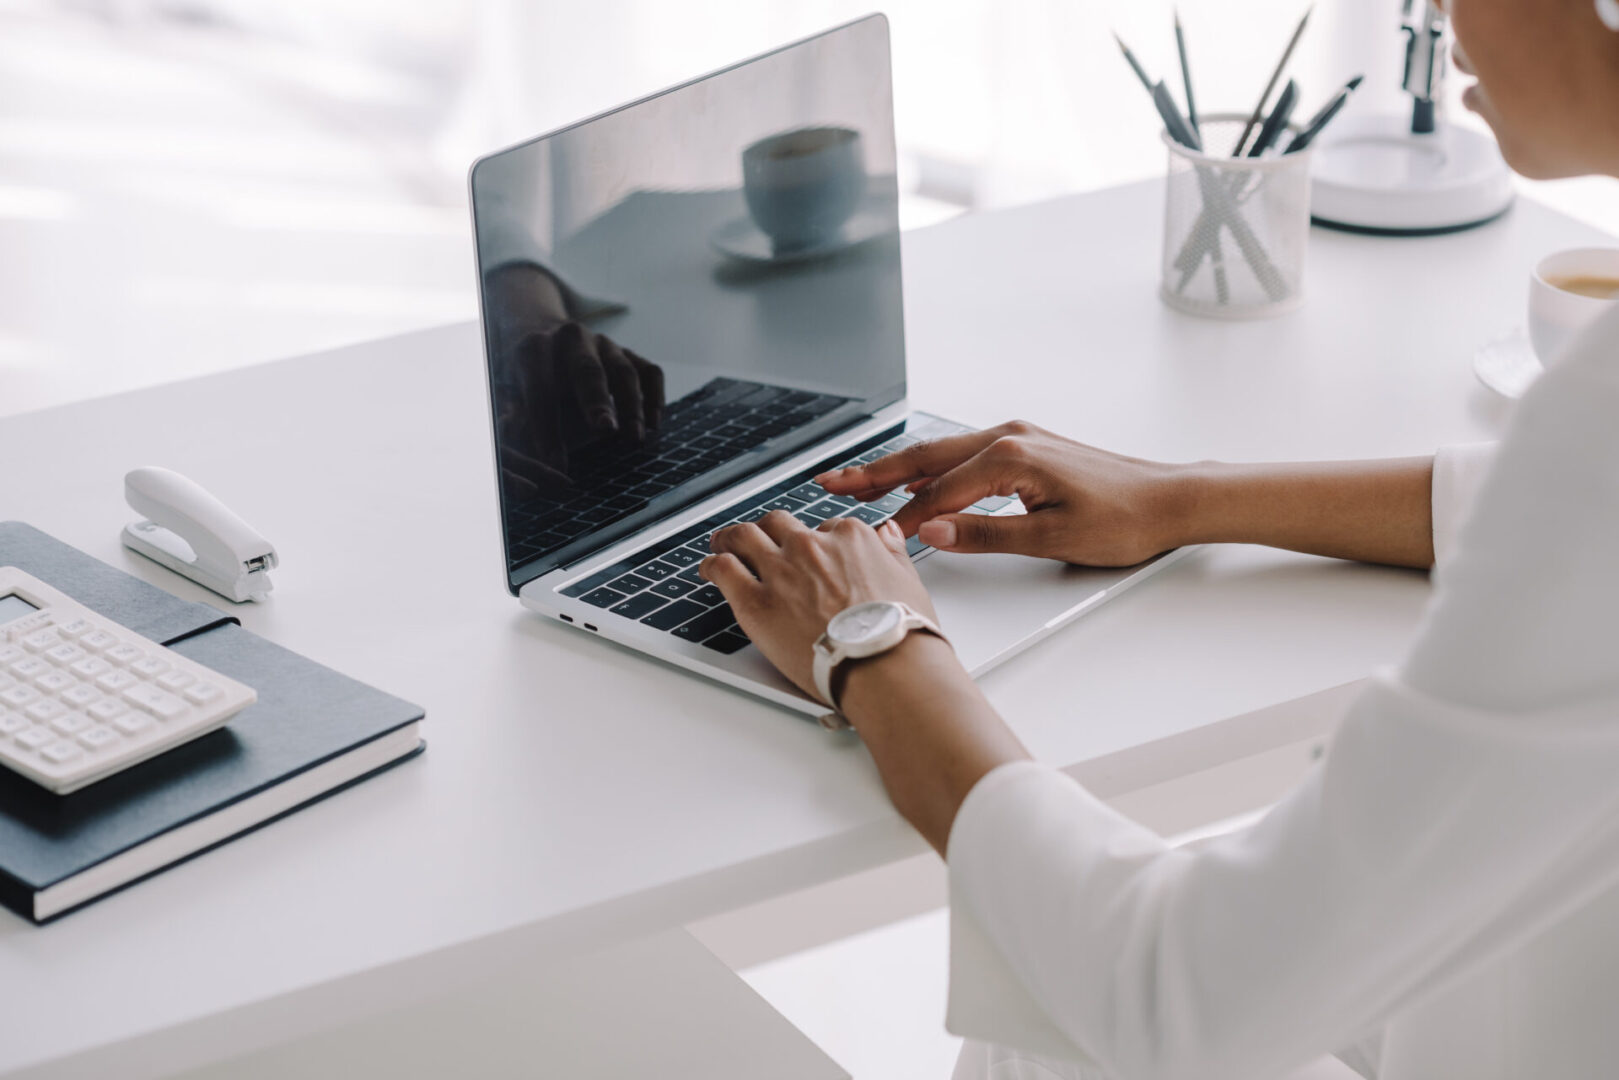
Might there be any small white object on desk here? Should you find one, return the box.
[0,567,256,794]
[122,466,278,603]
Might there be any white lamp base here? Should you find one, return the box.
[1310,114,1515,235]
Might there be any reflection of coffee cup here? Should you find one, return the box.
[1529,248,1619,369]
[742,126,865,253]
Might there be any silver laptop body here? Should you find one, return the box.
[469,15,1186,723]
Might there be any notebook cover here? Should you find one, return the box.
[0,524,425,922]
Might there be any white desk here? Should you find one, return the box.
[0,180,1606,1078]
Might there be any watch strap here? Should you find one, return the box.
[812,602,947,720]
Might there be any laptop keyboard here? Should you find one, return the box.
[559,421,1018,654]
[505,377,849,571]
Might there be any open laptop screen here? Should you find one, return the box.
[471,17,904,593]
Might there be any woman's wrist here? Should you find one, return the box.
[836,631,970,727]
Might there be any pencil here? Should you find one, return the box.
[1113,31,1155,94]
[1233,5,1313,156]
[1175,10,1200,138]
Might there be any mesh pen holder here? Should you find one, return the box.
[1160,115,1313,319]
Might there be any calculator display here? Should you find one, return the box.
[0,594,38,625]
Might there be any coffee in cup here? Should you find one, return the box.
[1529,248,1619,369]
[742,126,865,253]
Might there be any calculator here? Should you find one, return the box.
[0,567,256,794]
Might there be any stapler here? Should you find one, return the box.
[121,467,278,603]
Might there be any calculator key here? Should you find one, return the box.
[96,670,138,693]
[78,629,118,652]
[41,740,83,764]
[183,682,223,706]
[123,684,188,720]
[55,618,92,638]
[78,726,119,751]
[156,670,195,692]
[103,643,145,666]
[70,656,111,679]
[47,710,89,734]
[26,699,67,724]
[34,670,75,694]
[0,684,40,708]
[578,587,627,609]
[16,726,54,750]
[22,629,62,652]
[0,645,23,665]
[635,561,677,581]
[45,643,86,666]
[129,656,170,679]
[659,547,701,568]
[112,710,153,735]
[0,711,26,735]
[88,697,128,722]
[60,683,100,708]
[10,656,50,679]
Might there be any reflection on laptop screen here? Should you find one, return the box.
[471,17,904,593]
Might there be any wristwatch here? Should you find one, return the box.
[812,601,948,722]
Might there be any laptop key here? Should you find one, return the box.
[660,547,701,568]
[761,496,806,514]
[971,495,1015,513]
[787,483,827,504]
[672,605,736,643]
[579,587,627,609]
[689,584,725,607]
[610,593,668,620]
[848,505,889,526]
[906,536,930,557]
[703,631,751,655]
[636,561,678,581]
[607,572,654,594]
[641,599,707,632]
[872,494,907,514]
[677,565,705,584]
[650,577,696,600]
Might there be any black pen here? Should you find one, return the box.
[1248,79,1300,157]
[1286,74,1364,154]
[1174,10,1201,138]
[1113,31,1155,94]
[1234,5,1313,156]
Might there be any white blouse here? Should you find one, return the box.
[945,303,1619,1080]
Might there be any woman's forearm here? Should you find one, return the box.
[1172,457,1436,570]
[840,634,1029,855]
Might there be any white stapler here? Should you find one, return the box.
[121,467,278,603]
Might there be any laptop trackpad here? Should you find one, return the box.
[918,550,1137,674]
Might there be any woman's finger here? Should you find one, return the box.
[815,428,1003,497]
[916,510,1053,558]
[595,335,645,442]
[709,520,779,576]
[754,509,809,546]
[890,444,1025,536]
[699,551,761,599]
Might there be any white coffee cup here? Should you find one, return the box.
[1529,248,1619,369]
[742,126,865,253]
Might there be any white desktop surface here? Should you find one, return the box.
[0,180,1604,1078]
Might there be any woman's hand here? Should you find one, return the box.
[816,420,1190,567]
[700,513,943,702]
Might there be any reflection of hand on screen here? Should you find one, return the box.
[486,263,665,500]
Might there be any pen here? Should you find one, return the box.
[1174,10,1201,138]
[1285,74,1364,153]
[1113,31,1156,94]
[1248,79,1300,157]
[1234,5,1313,156]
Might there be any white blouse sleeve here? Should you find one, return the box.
[1430,442,1496,568]
[945,341,1619,1080]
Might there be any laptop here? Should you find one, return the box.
[469,14,1188,723]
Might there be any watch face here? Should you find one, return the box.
[828,601,902,646]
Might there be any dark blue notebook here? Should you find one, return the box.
[0,522,424,923]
